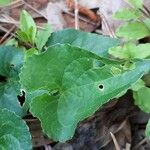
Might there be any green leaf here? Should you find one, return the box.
[0,109,32,149]
[0,134,21,150]
[36,24,52,51]
[20,10,36,43]
[122,61,136,70]
[0,0,12,6]
[143,73,150,86]
[0,46,24,116]
[116,22,150,40]
[16,30,30,43]
[20,44,150,142]
[144,18,150,30]
[109,43,150,59]
[25,48,38,59]
[128,0,143,9]
[113,8,142,20]
[131,79,145,91]
[5,38,18,47]
[109,43,136,59]
[146,119,150,138]
[46,28,120,57]
[133,86,150,113]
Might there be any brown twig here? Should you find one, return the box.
[0,25,16,44]
[0,15,44,29]
[22,0,47,20]
[1,15,19,27]
[63,11,96,25]
[123,0,150,18]
[143,5,150,17]
[0,26,16,37]
[66,0,100,23]
[0,26,33,48]
[10,1,24,9]
[139,8,149,18]
[98,11,116,38]
[5,34,14,42]
[132,138,147,150]
[110,132,121,150]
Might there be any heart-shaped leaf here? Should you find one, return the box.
[133,87,150,113]
[0,46,24,116]
[0,109,32,149]
[20,44,150,142]
[46,28,120,57]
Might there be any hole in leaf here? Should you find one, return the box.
[0,75,7,83]
[23,113,36,119]
[50,89,60,96]
[121,63,125,67]
[10,64,15,68]
[93,60,105,68]
[99,84,104,90]
[17,90,25,106]
[53,91,60,96]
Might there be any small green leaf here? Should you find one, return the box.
[116,22,150,40]
[133,87,150,113]
[0,46,24,116]
[146,119,150,138]
[128,0,143,9]
[109,43,136,59]
[122,61,136,70]
[143,73,150,86]
[144,18,150,30]
[0,109,32,149]
[20,10,36,43]
[25,48,38,59]
[16,30,30,43]
[0,0,12,6]
[5,38,18,47]
[47,28,120,57]
[113,8,142,20]
[36,24,52,51]
[135,44,150,58]
[131,79,145,91]
[109,43,150,59]
[0,134,21,150]
[20,44,150,142]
